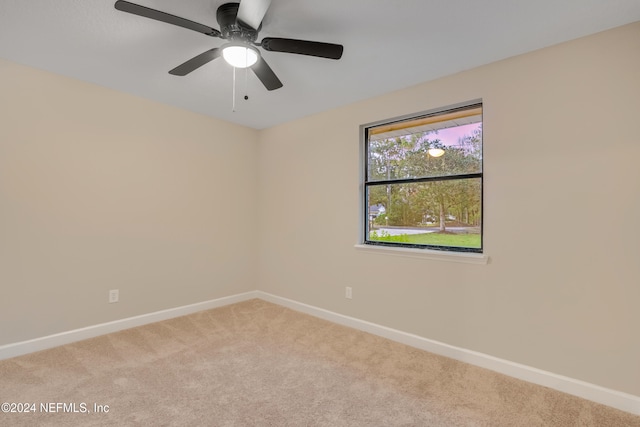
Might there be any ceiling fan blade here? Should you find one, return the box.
[261,38,343,60]
[169,48,221,76]
[237,0,272,30]
[115,0,221,38]
[251,57,283,91]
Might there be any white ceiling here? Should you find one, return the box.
[1,1,639,130]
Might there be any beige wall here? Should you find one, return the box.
[257,22,640,396]
[0,60,259,344]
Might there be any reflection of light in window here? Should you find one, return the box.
[428,148,445,157]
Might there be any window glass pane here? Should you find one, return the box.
[366,178,482,249]
[367,114,482,181]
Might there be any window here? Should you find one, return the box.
[362,101,483,253]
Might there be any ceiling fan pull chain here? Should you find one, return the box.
[244,55,249,101]
[232,66,237,112]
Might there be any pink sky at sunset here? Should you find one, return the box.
[427,122,481,147]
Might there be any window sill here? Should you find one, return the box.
[354,244,489,265]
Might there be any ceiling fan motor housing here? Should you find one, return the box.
[217,3,260,42]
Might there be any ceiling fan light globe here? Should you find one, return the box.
[222,44,259,68]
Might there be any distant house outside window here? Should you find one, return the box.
[362,101,483,253]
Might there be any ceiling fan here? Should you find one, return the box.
[114,0,344,91]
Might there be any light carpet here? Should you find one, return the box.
[1,299,638,426]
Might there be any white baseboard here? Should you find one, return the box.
[256,291,640,416]
[0,291,259,361]
[2,290,638,416]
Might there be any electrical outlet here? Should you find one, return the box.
[108,289,119,304]
[345,287,352,299]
